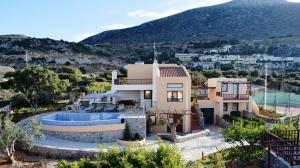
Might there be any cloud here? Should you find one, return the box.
[73,32,96,42]
[98,24,134,31]
[287,0,300,2]
[72,24,133,42]
[128,0,232,19]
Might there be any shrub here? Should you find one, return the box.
[10,93,30,109]
[96,142,184,168]
[230,111,241,118]
[58,158,96,168]
[134,133,142,140]
[223,114,230,121]
[123,123,131,140]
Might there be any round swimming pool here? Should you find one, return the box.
[39,112,125,143]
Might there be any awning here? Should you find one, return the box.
[84,91,121,99]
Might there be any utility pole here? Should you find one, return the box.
[264,63,268,110]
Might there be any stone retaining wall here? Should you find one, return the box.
[42,129,124,143]
[29,145,99,159]
[125,117,146,139]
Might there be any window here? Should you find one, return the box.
[200,89,207,96]
[167,83,183,88]
[223,103,228,111]
[232,103,239,111]
[149,115,156,125]
[144,90,152,99]
[221,83,228,92]
[167,91,183,102]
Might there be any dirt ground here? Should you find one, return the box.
[0,150,58,168]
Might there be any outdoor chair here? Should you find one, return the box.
[105,104,116,112]
[92,104,104,112]
[117,104,125,112]
[85,104,96,112]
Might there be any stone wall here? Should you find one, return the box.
[29,145,99,159]
[125,117,146,139]
[42,129,124,143]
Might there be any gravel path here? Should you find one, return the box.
[34,126,232,162]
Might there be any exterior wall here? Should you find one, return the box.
[127,64,153,79]
[41,123,125,132]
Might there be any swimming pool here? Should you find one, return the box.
[39,112,121,126]
[39,112,125,143]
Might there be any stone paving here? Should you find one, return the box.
[34,126,233,161]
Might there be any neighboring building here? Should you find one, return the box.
[111,59,191,133]
[195,78,259,125]
[175,53,199,62]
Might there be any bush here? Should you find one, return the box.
[10,93,30,109]
[58,158,96,168]
[223,114,230,121]
[230,111,241,118]
[96,142,184,168]
[123,123,131,140]
[134,133,142,140]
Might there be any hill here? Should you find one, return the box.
[80,0,300,44]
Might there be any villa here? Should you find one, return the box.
[111,59,192,133]
[194,78,259,125]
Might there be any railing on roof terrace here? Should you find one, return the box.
[114,79,152,85]
[222,94,249,100]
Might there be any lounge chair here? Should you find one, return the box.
[105,104,116,112]
[117,104,125,112]
[85,104,96,112]
[92,104,104,112]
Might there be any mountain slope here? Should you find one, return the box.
[81,0,300,44]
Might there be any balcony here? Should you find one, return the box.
[114,79,152,85]
[222,94,249,100]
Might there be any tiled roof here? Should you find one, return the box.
[159,67,187,77]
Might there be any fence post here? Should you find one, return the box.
[268,146,271,168]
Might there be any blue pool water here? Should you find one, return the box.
[39,112,121,126]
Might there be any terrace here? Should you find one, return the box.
[114,78,152,85]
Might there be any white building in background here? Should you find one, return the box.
[175,53,199,62]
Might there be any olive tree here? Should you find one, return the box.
[222,118,266,165]
[0,115,42,164]
[9,66,68,113]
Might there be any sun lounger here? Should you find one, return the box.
[105,104,116,112]
[117,104,125,112]
[85,104,96,112]
[92,104,104,112]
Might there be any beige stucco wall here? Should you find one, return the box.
[127,64,153,79]
[41,123,125,132]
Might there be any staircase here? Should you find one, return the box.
[191,105,201,131]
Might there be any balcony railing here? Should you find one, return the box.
[222,94,249,100]
[114,79,152,85]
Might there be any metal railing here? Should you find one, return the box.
[222,94,249,100]
[263,130,300,167]
[114,79,152,85]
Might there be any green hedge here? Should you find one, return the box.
[58,142,184,168]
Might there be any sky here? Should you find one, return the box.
[0,0,299,42]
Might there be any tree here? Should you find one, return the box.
[190,71,207,87]
[57,66,82,84]
[0,115,42,164]
[85,82,111,93]
[222,119,266,165]
[10,66,68,113]
[155,108,186,142]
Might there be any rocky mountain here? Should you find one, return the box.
[81,0,300,44]
[0,35,124,71]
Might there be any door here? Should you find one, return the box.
[201,108,214,125]
[232,83,239,99]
